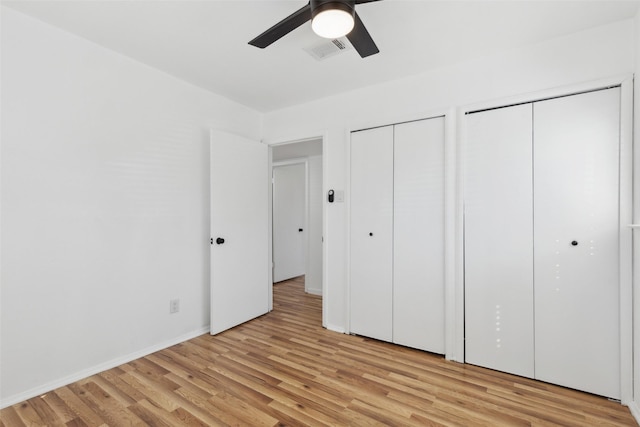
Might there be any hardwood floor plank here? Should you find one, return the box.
[40,392,77,425]
[0,406,26,427]
[347,398,430,427]
[170,407,210,427]
[96,368,146,403]
[77,381,146,426]
[1,276,637,426]
[270,398,342,427]
[87,373,138,408]
[276,378,349,412]
[119,371,180,413]
[160,346,211,372]
[169,381,239,426]
[53,386,107,426]
[203,363,275,406]
[26,394,67,427]
[385,391,470,427]
[65,417,90,427]
[198,393,263,426]
[127,399,177,427]
[13,400,45,426]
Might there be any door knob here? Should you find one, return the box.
[216,237,225,245]
[369,232,373,236]
[571,240,578,246]
[298,228,303,232]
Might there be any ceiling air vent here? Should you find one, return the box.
[304,37,352,61]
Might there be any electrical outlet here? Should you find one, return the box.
[170,299,180,314]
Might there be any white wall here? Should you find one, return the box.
[306,155,323,295]
[633,8,640,422]
[0,7,261,406]
[262,19,635,333]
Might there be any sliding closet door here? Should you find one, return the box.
[393,117,445,353]
[464,104,534,378]
[534,88,620,399]
[350,126,394,341]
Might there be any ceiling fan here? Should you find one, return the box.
[249,0,381,58]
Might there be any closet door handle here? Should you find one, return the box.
[216,237,225,245]
[369,232,373,236]
[571,240,578,246]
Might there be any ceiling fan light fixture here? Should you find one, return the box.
[249,0,379,58]
[311,2,355,39]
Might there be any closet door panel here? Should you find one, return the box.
[350,127,394,341]
[464,104,535,377]
[533,88,620,399]
[393,117,445,353]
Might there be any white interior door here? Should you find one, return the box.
[533,88,620,399]
[393,117,445,353]
[210,130,269,335]
[350,126,393,341]
[273,163,306,283]
[464,104,535,378]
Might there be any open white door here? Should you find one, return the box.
[210,130,269,335]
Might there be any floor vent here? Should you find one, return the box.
[304,37,351,61]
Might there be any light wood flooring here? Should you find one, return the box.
[1,275,637,426]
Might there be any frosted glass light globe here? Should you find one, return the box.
[312,9,355,39]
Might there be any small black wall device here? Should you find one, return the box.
[328,190,334,203]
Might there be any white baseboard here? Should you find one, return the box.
[0,326,210,409]
[628,400,640,425]
[325,323,346,334]
[306,287,322,296]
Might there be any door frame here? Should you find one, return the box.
[458,74,634,404]
[272,158,309,287]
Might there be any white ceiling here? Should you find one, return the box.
[273,138,323,161]
[4,0,639,112]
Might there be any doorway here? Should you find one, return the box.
[271,138,323,296]
[272,161,306,283]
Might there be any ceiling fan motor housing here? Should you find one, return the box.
[311,0,356,19]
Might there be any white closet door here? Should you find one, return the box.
[393,117,445,353]
[464,104,535,378]
[533,88,620,399]
[350,126,393,341]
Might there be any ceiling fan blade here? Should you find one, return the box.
[346,12,379,58]
[249,3,312,48]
